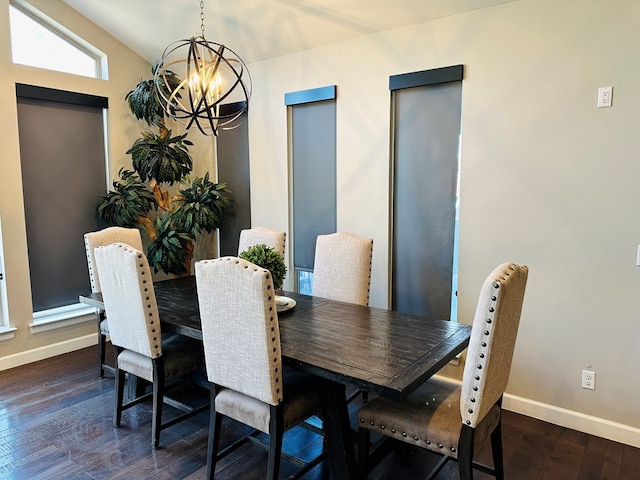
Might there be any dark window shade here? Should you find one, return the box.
[16,83,108,108]
[391,80,462,319]
[291,100,336,271]
[217,104,250,256]
[285,85,336,106]
[17,94,107,311]
[389,65,463,91]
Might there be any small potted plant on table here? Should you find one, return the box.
[238,244,287,290]
[239,244,294,312]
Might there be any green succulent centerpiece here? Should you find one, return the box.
[96,64,232,275]
[239,244,287,290]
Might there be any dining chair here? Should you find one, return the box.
[313,232,373,306]
[357,262,529,480]
[195,256,322,480]
[313,231,373,404]
[95,242,207,449]
[238,226,286,258]
[84,226,143,378]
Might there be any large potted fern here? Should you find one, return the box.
[97,65,232,275]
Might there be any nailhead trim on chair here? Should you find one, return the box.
[366,242,373,304]
[259,265,282,403]
[358,417,458,452]
[313,233,373,306]
[463,264,516,426]
[219,257,284,405]
[85,227,145,378]
[85,236,98,293]
[140,248,160,356]
[112,243,162,357]
[357,265,526,456]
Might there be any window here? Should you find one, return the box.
[217,104,251,257]
[9,2,106,79]
[0,215,13,339]
[16,85,108,329]
[285,86,337,294]
[390,65,463,321]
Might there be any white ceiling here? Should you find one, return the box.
[60,0,516,64]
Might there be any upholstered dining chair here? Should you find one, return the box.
[357,262,528,480]
[238,227,286,258]
[195,256,322,480]
[84,226,143,378]
[313,231,373,405]
[313,232,373,306]
[95,242,207,449]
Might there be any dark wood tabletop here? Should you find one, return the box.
[80,275,471,479]
[80,275,471,401]
[278,292,471,402]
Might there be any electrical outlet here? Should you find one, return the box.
[582,370,596,390]
[597,86,613,108]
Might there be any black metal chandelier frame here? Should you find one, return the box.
[154,0,251,136]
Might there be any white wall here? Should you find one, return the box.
[2,0,639,447]
[0,0,215,367]
[247,0,640,443]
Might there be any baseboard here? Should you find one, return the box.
[433,374,640,448]
[503,393,640,448]
[0,333,98,371]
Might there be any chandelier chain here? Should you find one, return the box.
[200,0,205,38]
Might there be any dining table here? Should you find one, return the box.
[80,275,472,480]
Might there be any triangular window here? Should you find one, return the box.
[9,3,106,79]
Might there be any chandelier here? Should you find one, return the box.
[154,0,251,136]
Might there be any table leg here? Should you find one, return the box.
[319,379,358,480]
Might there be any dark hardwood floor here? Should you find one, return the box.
[1,345,639,480]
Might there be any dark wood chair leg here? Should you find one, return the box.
[98,331,107,378]
[490,417,505,480]
[207,385,221,480]
[358,427,371,480]
[114,348,125,427]
[267,405,284,480]
[97,312,106,378]
[152,359,165,449]
[457,424,475,480]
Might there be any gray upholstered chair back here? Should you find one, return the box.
[312,232,373,306]
[94,242,162,359]
[460,262,528,428]
[84,227,143,293]
[196,256,283,406]
[238,227,286,258]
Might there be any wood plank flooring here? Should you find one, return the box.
[1,345,639,479]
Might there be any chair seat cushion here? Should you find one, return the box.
[215,368,321,434]
[358,378,500,459]
[117,333,203,382]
